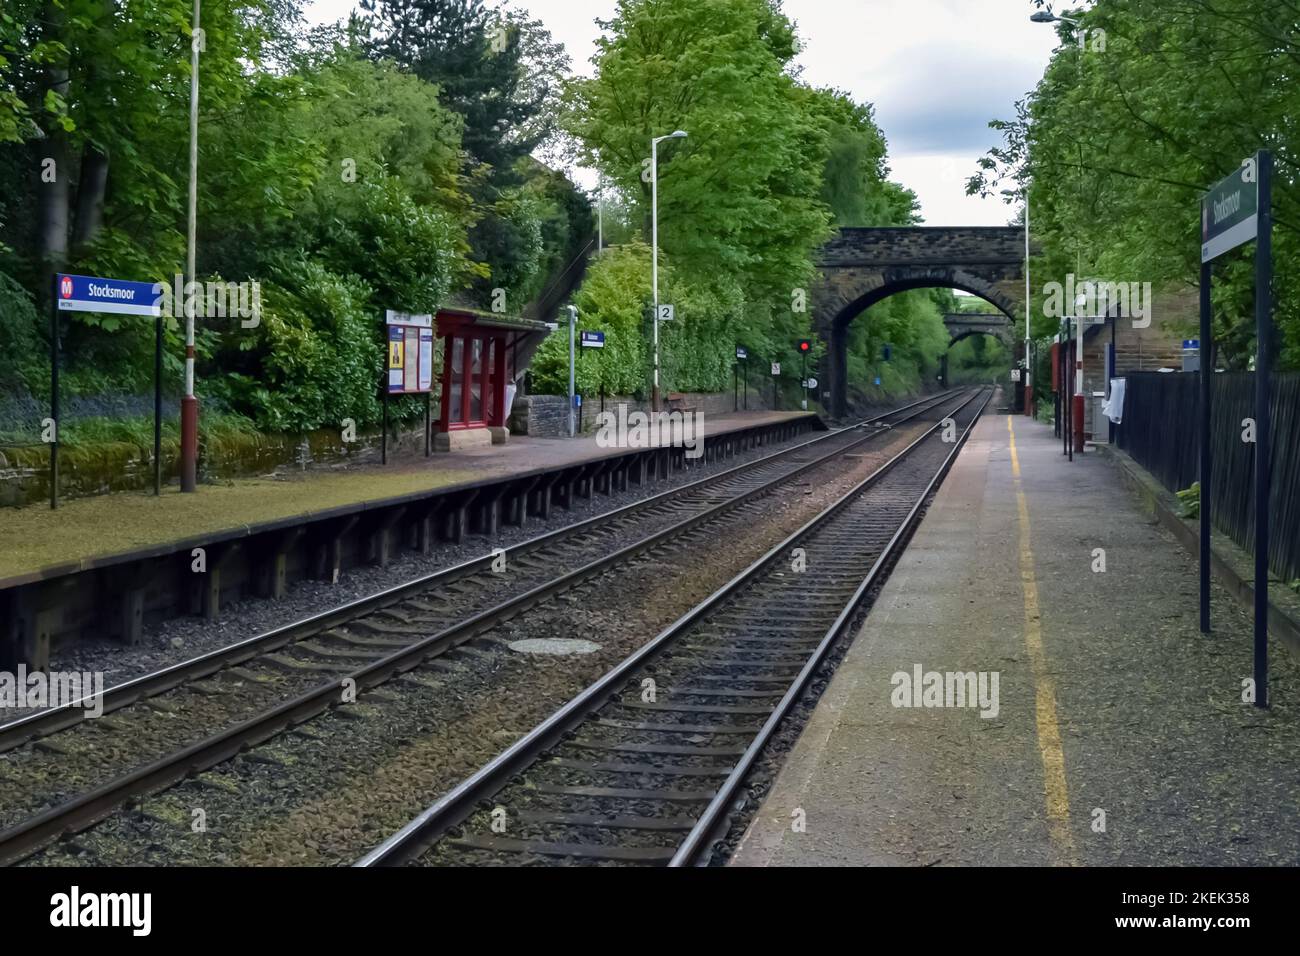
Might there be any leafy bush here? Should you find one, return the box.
[210,263,381,433]
[530,243,652,396]
[0,271,39,389]
[308,176,462,314]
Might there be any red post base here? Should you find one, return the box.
[1024,385,1034,417]
[1072,393,1086,453]
[180,394,199,492]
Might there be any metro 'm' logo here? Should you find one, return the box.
[60,276,73,299]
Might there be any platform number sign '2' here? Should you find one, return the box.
[657,304,674,322]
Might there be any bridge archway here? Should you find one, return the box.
[944,313,1015,349]
[813,227,1030,416]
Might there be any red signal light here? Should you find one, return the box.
[797,339,811,353]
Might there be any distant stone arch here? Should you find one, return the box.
[944,313,1015,349]
[812,227,1030,416]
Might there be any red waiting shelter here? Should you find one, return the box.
[434,307,550,451]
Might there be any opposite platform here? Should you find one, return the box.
[0,409,814,585]
[0,408,817,667]
[732,413,1300,867]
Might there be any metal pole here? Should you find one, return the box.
[1253,150,1272,708]
[651,137,660,413]
[381,383,388,465]
[179,0,201,492]
[1199,259,1212,634]
[743,361,748,410]
[154,306,163,495]
[1074,312,1084,454]
[424,391,431,458]
[567,305,576,437]
[1025,193,1032,415]
[734,361,738,412]
[1061,321,1069,456]
[597,178,603,256]
[1107,315,1116,444]
[1068,319,1074,462]
[49,276,59,510]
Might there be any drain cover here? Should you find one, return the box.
[508,638,602,656]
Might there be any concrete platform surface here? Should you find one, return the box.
[0,410,813,583]
[732,414,1300,867]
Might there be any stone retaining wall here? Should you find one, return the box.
[0,423,431,509]
[3,388,782,506]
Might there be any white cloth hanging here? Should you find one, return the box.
[1103,378,1126,424]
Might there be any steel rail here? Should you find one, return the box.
[0,389,956,756]
[0,390,966,866]
[355,388,988,867]
[670,387,993,865]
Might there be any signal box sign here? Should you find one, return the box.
[386,310,434,394]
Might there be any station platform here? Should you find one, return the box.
[1,408,820,667]
[732,413,1300,867]
[0,409,813,585]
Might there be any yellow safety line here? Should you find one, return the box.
[1007,416,1078,865]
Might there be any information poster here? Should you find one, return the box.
[419,328,434,391]
[385,311,435,394]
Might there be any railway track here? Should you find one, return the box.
[356,388,991,867]
[0,390,966,865]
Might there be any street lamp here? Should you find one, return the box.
[1024,183,1032,416]
[1030,9,1080,24]
[651,129,687,412]
[180,0,202,493]
[1032,7,1087,430]
[1009,156,1034,416]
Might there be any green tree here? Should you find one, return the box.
[971,0,1300,368]
[564,0,832,312]
[810,88,919,228]
[359,0,567,308]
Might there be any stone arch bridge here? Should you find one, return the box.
[812,227,1030,416]
[945,313,1015,348]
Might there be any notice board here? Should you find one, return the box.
[386,311,434,394]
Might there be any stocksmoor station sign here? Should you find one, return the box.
[1198,151,1275,707]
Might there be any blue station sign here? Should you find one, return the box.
[56,274,162,317]
[580,330,605,348]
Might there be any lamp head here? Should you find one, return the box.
[1030,11,1057,22]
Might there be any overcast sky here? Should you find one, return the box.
[303,0,1058,226]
